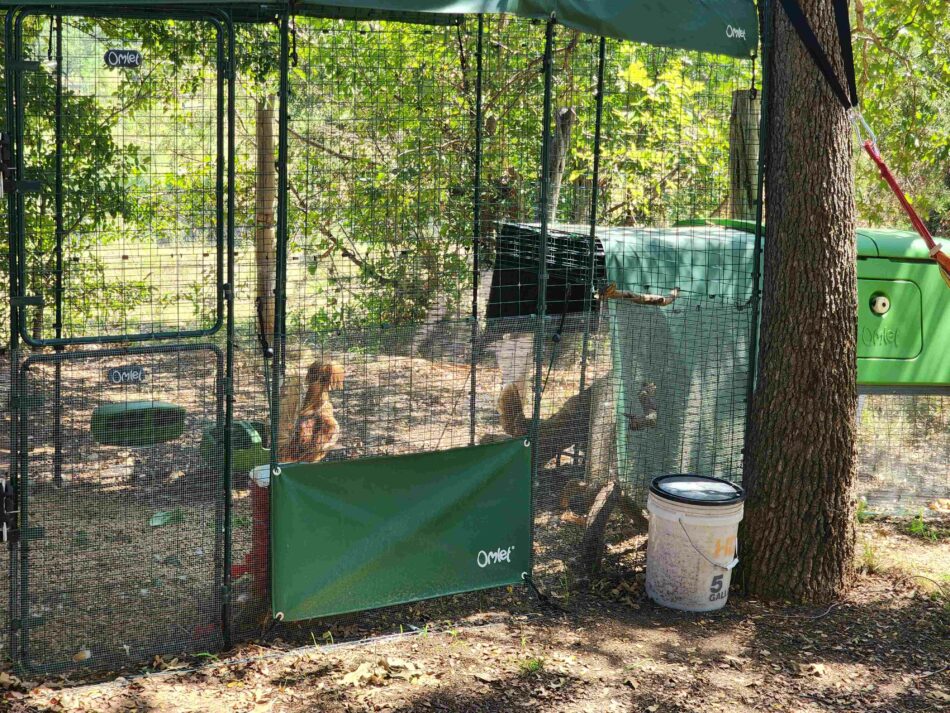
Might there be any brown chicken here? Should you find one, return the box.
[283,361,344,463]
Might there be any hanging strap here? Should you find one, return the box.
[778,0,950,287]
[777,0,857,110]
[862,141,950,287]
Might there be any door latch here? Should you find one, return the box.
[1,477,19,544]
[0,132,14,197]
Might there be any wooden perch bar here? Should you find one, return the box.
[600,284,680,306]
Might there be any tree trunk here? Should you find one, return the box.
[546,107,576,223]
[255,95,278,339]
[741,0,858,602]
[577,373,616,577]
[31,304,44,342]
[729,89,761,221]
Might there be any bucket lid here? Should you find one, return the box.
[649,474,745,506]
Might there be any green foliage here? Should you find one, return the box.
[904,512,945,541]
[855,0,950,232]
[859,538,881,573]
[596,47,744,225]
[518,656,545,676]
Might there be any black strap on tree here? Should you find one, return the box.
[777,0,858,111]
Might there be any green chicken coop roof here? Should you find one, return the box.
[2,1,759,57]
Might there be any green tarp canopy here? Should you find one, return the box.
[0,1,758,57]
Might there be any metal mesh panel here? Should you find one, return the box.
[280,17,498,457]
[526,42,760,591]
[857,393,950,513]
[11,13,226,345]
[10,346,224,673]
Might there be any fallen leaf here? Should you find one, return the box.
[149,509,184,527]
[560,511,587,526]
[797,662,826,677]
[0,671,21,689]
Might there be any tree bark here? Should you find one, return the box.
[255,95,278,339]
[546,107,576,223]
[742,0,858,602]
[729,89,761,221]
[31,305,44,342]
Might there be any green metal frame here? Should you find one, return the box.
[5,6,230,348]
[13,343,225,674]
[3,5,238,671]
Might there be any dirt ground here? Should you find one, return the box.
[0,517,946,713]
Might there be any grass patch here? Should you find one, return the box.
[855,499,875,524]
[903,512,947,542]
[859,539,882,574]
[518,657,545,677]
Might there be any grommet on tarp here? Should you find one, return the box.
[260,611,284,640]
[521,571,565,612]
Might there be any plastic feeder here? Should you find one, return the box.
[200,420,270,474]
[91,401,186,447]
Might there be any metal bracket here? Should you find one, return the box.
[11,616,46,630]
[22,526,45,541]
[0,132,14,196]
[14,179,42,193]
[11,295,44,308]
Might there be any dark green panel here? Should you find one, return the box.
[90,400,187,447]
[271,439,531,621]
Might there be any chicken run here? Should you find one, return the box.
[0,0,769,673]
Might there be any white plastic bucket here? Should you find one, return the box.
[645,474,745,612]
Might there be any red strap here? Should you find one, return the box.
[862,139,950,286]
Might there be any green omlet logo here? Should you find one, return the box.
[726,25,747,40]
[862,326,899,347]
[477,546,515,568]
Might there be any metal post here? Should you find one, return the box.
[270,9,290,483]
[529,17,556,572]
[469,15,484,447]
[221,15,236,648]
[577,36,606,395]
[745,1,771,434]
[52,15,63,486]
[4,7,22,665]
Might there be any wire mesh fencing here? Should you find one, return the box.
[9,345,225,673]
[10,12,228,346]
[0,8,766,673]
[857,393,950,514]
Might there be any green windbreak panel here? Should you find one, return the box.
[0,2,759,57]
[601,226,755,497]
[600,225,756,300]
[271,439,531,621]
